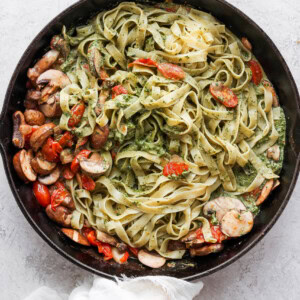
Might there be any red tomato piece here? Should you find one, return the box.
[209,82,238,108]
[84,229,113,260]
[52,141,63,154]
[128,58,158,68]
[70,149,91,173]
[100,243,113,260]
[33,181,51,207]
[57,132,74,148]
[68,102,85,128]
[63,166,75,180]
[157,63,185,80]
[128,246,139,257]
[41,137,59,162]
[195,228,205,243]
[163,162,189,177]
[120,251,130,263]
[86,230,100,247]
[210,225,227,243]
[50,183,70,211]
[81,174,96,191]
[249,60,263,85]
[112,85,128,99]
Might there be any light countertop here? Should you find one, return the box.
[0,1,299,299]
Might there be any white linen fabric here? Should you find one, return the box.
[24,276,203,300]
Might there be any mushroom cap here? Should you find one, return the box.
[220,210,254,238]
[79,152,109,177]
[24,109,45,126]
[45,205,71,227]
[39,93,62,117]
[61,228,90,246]
[31,154,56,175]
[96,230,117,246]
[13,151,28,182]
[12,111,26,148]
[60,148,74,164]
[203,197,246,222]
[138,250,166,268]
[29,123,56,152]
[38,167,60,185]
[90,125,109,149]
[19,149,37,182]
[190,244,224,257]
[36,69,71,88]
[112,247,128,264]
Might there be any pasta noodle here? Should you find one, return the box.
[58,2,286,259]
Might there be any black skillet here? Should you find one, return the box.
[0,0,299,281]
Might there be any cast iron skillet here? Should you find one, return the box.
[0,0,299,281]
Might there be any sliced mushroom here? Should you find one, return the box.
[38,167,60,185]
[116,243,128,252]
[60,148,74,164]
[181,229,198,243]
[267,145,280,161]
[95,89,109,116]
[241,37,252,51]
[167,240,186,251]
[272,180,280,191]
[79,152,109,177]
[19,149,37,182]
[27,50,59,83]
[13,151,28,182]
[203,197,253,238]
[90,125,109,149]
[24,99,38,110]
[12,111,26,148]
[36,69,71,102]
[24,109,45,126]
[220,210,254,238]
[96,230,117,246]
[26,89,42,101]
[29,122,56,152]
[31,153,56,175]
[88,46,102,78]
[138,250,166,269]
[256,179,274,206]
[112,247,128,264]
[185,239,205,249]
[39,92,62,117]
[190,244,224,257]
[45,205,72,227]
[61,194,75,210]
[203,197,246,223]
[61,228,90,246]
[50,35,70,60]
[19,124,34,136]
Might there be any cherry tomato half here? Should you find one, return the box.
[209,82,238,108]
[33,181,51,207]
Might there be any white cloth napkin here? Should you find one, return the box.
[24,276,203,300]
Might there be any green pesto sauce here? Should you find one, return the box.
[211,107,286,216]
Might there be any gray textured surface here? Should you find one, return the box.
[0,1,299,299]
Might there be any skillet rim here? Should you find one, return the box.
[0,0,299,281]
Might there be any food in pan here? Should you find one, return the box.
[12,2,285,268]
